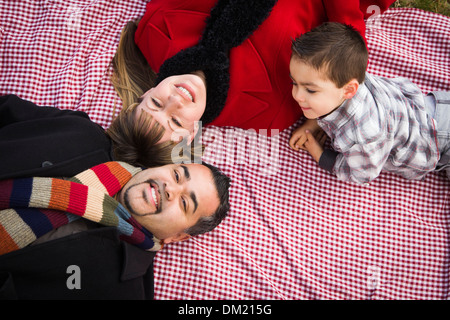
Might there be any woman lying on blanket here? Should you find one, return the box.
[111,0,394,144]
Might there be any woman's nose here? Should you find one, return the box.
[167,93,184,108]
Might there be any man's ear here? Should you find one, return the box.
[162,233,191,245]
[343,79,359,99]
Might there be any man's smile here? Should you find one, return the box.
[146,181,161,211]
[124,179,162,216]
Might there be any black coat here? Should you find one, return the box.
[0,95,156,299]
[0,94,113,180]
[0,228,156,300]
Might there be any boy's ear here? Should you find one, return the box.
[343,79,359,99]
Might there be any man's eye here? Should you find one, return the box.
[151,98,162,108]
[181,197,187,211]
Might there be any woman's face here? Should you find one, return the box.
[135,73,207,143]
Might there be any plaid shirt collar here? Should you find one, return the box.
[317,81,369,133]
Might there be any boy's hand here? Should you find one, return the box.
[303,130,324,163]
[289,119,327,152]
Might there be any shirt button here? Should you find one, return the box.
[41,161,53,167]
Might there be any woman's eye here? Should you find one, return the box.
[151,98,162,108]
[306,89,316,94]
[172,117,182,127]
[174,170,180,182]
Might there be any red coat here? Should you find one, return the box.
[135,0,393,135]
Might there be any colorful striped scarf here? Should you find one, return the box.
[0,161,162,255]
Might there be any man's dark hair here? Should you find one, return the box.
[185,162,231,236]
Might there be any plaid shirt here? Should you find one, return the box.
[317,73,439,185]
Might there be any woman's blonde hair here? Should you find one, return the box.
[109,21,204,164]
[106,105,177,167]
[111,20,155,112]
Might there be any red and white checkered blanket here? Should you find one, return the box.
[1,1,449,299]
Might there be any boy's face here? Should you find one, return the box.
[289,57,347,119]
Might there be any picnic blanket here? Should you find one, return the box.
[0,1,449,299]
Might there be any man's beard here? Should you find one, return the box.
[123,179,162,216]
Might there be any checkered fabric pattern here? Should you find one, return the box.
[0,1,449,299]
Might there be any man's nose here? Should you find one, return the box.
[163,182,183,201]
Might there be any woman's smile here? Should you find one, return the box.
[135,73,207,143]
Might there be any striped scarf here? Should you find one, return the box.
[0,161,162,255]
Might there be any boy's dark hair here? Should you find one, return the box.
[291,22,368,87]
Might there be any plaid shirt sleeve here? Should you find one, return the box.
[331,122,394,185]
[317,74,439,185]
[332,134,393,185]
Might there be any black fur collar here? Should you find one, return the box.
[155,0,277,124]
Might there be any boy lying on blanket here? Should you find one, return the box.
[289,22,450,185]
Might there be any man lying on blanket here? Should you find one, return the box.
[0,95,230,300]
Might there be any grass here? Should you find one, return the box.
[392,0,450,16]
